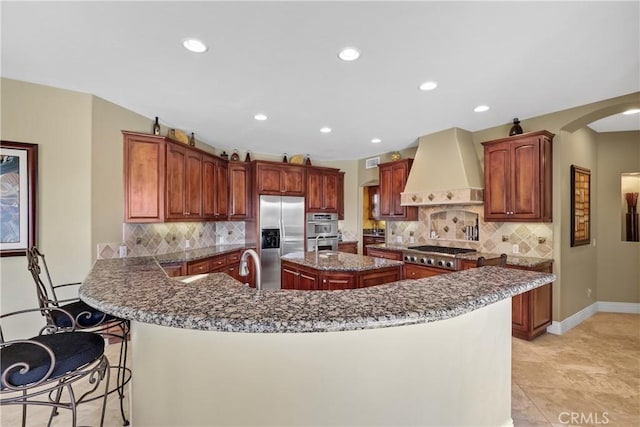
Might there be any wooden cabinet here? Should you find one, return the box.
[378,159,418,221]
[337,171,345,220]
[166,250,255,287]
[255,161,305,196]
[162,263,185,277]
[338,241,357,254]
[228,162,252,220]
[362,235,385,246]
[203,155,228,220]
[403,264,446,279]
[367,185,380,219]
[281,261,401,290]
[365,247,402,261]
[509,262,553,340]
[482,131,554,222]
[306,167,339,212]
[123,131,228,223]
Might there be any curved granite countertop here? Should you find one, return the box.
[80,255,554,334]
[155,243,256,264]
[366,243,552,269]
[281,251,402,271]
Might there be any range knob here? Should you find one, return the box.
[427,258,435,265]
[404,255,411,261]
[437,260,445,267]
[420,257,428,264]
[446,261,454,268]
[411,255,417,262]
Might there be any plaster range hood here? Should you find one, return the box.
[401,128,484,206]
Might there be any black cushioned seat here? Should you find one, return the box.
[1,331,104,388]
[52,300,116,328]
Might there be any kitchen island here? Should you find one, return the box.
[280,251,403,290]
[80,256,554,426]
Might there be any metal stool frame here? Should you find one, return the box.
[26,247,131,425]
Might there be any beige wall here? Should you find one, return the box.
[596,131,640,303]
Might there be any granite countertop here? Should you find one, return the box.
[367,243,552,269]
[281,251,402,272]
[155,243,256,264]
[79,256,555,334]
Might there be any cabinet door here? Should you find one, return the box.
[256,164,283,194]
[124,133,165,222]
[358,267,401,288]
[306,169,323,211]
[368,186,380,219]
[282,166,305,195]
[322,171,338,211]
[203,156,216,218]
[185,150,203,218]
[511,138,540,218]
[365,248,402,261]
[229,163,251,219]
[391,163,407,216]
[166,143,187,219]
[187,259,211,275]
[338,242,357,254]
[337,171,345,220]
[298,269,318,290]
[378,159,417,220]
[281,266,299,290]
[214,160,229,219]
[484,142,511,220]
[162,263,185,277]
[322,273,355,290]
[379,166,393,217]
[403,264,445,279]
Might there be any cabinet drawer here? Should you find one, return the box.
[186,259,211,275]
[226,251,241,264]
[365,248,402,261]
[209,254,228,269]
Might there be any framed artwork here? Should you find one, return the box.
[0,141,38,256]
[571,165,590,247]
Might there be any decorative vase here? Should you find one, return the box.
[509,118,523,136]
[625,192,639,241]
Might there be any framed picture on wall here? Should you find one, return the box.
[0,141,38,256]
[570,165,590,247]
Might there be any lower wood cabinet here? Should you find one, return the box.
[281,261,401,290]
[364,247,402,261]
[338,241,357,254]
[162,250,255,287]
[459,256,553,340]
[403,264,447,280]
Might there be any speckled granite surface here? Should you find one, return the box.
[281,251,402,271]
[79,256,555,334]
[367,243,552,269]
[155,243,256,264]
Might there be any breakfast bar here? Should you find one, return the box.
[80,257,555,426]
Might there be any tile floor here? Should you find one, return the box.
[2,312,638,426]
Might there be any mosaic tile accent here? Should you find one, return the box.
[97,221,246,259]
[387,205,553,259]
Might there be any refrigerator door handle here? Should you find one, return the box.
[279,219,284,256]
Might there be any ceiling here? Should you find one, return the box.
[2,1,639,160]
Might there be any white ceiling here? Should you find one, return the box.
[2,1,639,160]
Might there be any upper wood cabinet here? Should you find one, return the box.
[367,185,380,220]
[203,155,228,220]
[482,130,554,222]
[337,171,345,220]
[123,131,228,223]
[228,162,252,220]
[306,167,339,212]
[255,161,305,196]
[378,159,418,221]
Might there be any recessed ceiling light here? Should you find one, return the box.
[182,38,208,53]
[419,81,438,91]
[474,105,490,112]
[338,47,360,61]
[254,113,267,121]
[622,108,640,115]
[371,138,382,144]
[320,127,332,134]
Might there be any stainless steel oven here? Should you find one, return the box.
[306,213,339,238]
[307,235,339,252]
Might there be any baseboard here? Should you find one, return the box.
[546,301,639,335]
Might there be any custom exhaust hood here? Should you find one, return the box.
[401,128,484,206]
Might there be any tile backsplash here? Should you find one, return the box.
[97,222,245,259]
[388,205,553,259]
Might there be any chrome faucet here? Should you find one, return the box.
[239,249,261,290]
[315,232,331,257]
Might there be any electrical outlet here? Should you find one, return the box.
[587,288,592,298]
[512,244,519,254]
[396,235,402,243]
[119,245,127,258]
[185,240,190,249]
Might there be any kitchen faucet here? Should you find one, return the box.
[239,249,261,290]
[315,233,331,257]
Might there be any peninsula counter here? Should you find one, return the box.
[80,256,555,426]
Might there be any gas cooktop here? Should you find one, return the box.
[403,245,477,270]
[406,245,477,255]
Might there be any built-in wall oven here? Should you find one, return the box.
[306,213,339,252]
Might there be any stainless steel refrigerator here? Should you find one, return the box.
[259,195,305,290]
